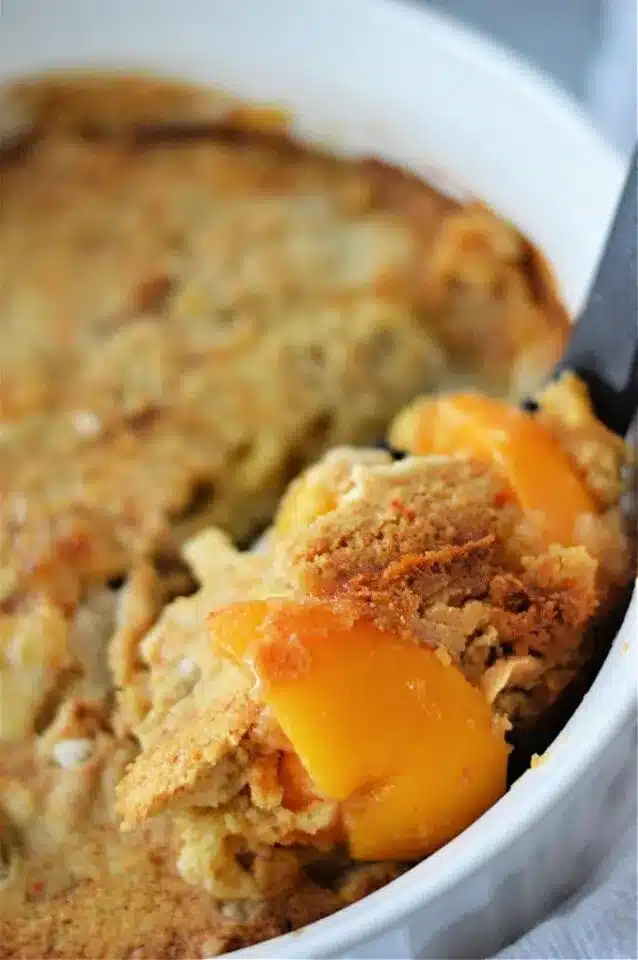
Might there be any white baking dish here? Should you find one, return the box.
[1,1,635,957]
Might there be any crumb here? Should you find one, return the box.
[530,752,547,769]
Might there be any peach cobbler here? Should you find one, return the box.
[0,76,633,958]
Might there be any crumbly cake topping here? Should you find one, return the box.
[0,73,607,959]
[116,446,631,921]
[0,76,569,616]
[418,202,568,395]
[535,372,630,507]
[0,821,230,960]
[282,455,603,718]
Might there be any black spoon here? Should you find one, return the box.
[529,146,638,437]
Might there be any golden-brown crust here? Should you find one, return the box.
[285,456,601,717]
[117,662,258,827]
[417,202,570,396]
[6,72,258,135]
[0,74,569,616]
[0,72,578,957]
[0,101,451,608]
[0,824,226,960]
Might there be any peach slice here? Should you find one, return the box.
[390,392,596,546]
[210,601,508,861]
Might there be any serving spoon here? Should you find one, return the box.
[527,145,637,437]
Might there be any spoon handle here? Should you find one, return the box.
[552,148,637,436]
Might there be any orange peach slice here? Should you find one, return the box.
[390,392,596,546]
[210,601,508,861]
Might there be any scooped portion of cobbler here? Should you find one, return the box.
[115,378,632,938]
